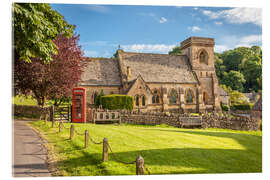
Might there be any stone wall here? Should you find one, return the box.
[119,110,260,131]
[120,111,182,127]
[201,113,259,131]
[13,105,50,118]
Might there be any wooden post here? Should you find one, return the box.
[85,130,89,148]
[136,156,144,175]
[102,138,108,162]
[45,113,48,125]
[70,125,74,140]
[59,122,63,132]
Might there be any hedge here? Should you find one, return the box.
[100,94,133,110]
[231,103,253,110]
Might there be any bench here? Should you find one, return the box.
[94,111,121,124]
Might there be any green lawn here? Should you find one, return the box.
[13,95,71,107]
[30,121,262,176]
[13,95,37,106]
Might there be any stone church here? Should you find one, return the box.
[78,37,221,113]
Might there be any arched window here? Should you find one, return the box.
[135,95,139,106]
[199,50,208,65]
[186,89,194,103]
[142,95,145,106]
[152,95,156,104]
[169,89,177,104]
[203,92,208,104]
[152,90,160,104]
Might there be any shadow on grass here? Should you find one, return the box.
[53,147,261,175]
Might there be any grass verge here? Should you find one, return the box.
[29,120,262,176]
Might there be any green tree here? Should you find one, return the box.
[168,46,181,55]
[222,70,246,92]
[13,3,74,63]
[242,55,262,92]
[214,54,226,80]
[221,47,253,72]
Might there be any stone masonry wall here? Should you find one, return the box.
[118,110,260,131]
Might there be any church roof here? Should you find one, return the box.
[79,58,122,86]
[119,51,198,83]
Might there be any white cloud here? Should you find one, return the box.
[122,44,177,53]
[159,17,167,23]
[193,7,198,11]
[214,21,223,25]
[236,35,262,47]
[139,13,168,24]
[215,34,262,53]
[188,26,201,32]
[202,8,261,26]
[215,45,229,53]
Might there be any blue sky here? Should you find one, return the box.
[51,4,262,57]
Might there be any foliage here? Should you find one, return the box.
[14,34,86,107]
[241,55,262,92]
[30,120,262,175]
[220,84,232,94]
[220,103,229,111]
[231,104,253,111]
[214,54,226,79]
[94,90,104,108]
[216,46,262,93]
[13,3,74,63]
[100,94,133,110]
[168,46,181,55]
[12,95,37,106]
[222,71,246,92]
[229,91,249,105]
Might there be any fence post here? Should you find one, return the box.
[136,156,144,175]
[70,125,74,140]
[103,138,108,162]
[59,121,63,132]
[45,113,48,125]
[85,130,89,148]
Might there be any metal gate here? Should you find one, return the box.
[54,106,71,121]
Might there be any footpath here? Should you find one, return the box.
[13,119,51,177]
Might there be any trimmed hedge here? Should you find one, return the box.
[100,94,133,110]
[231,103,253,110]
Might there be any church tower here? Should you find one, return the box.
[180,37,221,112]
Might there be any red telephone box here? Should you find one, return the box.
[72,87,86,123]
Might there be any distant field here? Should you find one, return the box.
[12,95,71,106]
[30,121,262,176]
[12,95,37,106]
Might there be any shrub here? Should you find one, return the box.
[100,94,133,110]
[94,90,104,108]
[220,103,229,111]
[231,103,253,110]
